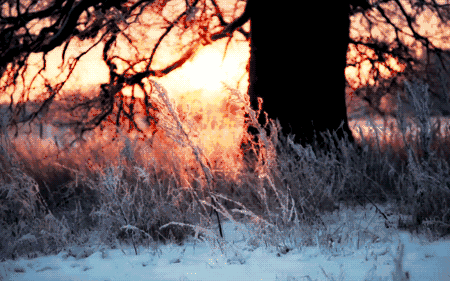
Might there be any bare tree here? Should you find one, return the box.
[214,0,450,154]
[347,0,450,119]
[210,0,371,154]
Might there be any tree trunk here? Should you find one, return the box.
[245,1,356,153]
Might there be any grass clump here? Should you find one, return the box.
[0,77,449,275]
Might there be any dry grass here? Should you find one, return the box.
[0,78,449,281]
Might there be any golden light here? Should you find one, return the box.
[153,39,250,175]
[177,46,232,92]
[157,40,249,103]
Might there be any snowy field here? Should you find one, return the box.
[1,203,450,281]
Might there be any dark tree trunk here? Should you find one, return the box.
[245,0,357,153]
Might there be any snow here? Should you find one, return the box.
[1,204,450,281]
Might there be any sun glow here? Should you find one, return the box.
[152,39,250,173]
[179,44,240,92]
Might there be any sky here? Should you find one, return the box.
[2,0,449,111]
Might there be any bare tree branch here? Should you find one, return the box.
[348,0,450,117]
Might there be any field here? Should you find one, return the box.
[1,80,450,280]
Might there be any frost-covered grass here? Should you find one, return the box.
[0,79,449,280]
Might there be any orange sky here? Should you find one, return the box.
[4,0,447,103]
[0,0,249,101]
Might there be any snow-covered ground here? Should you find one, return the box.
[1,203,450,281]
